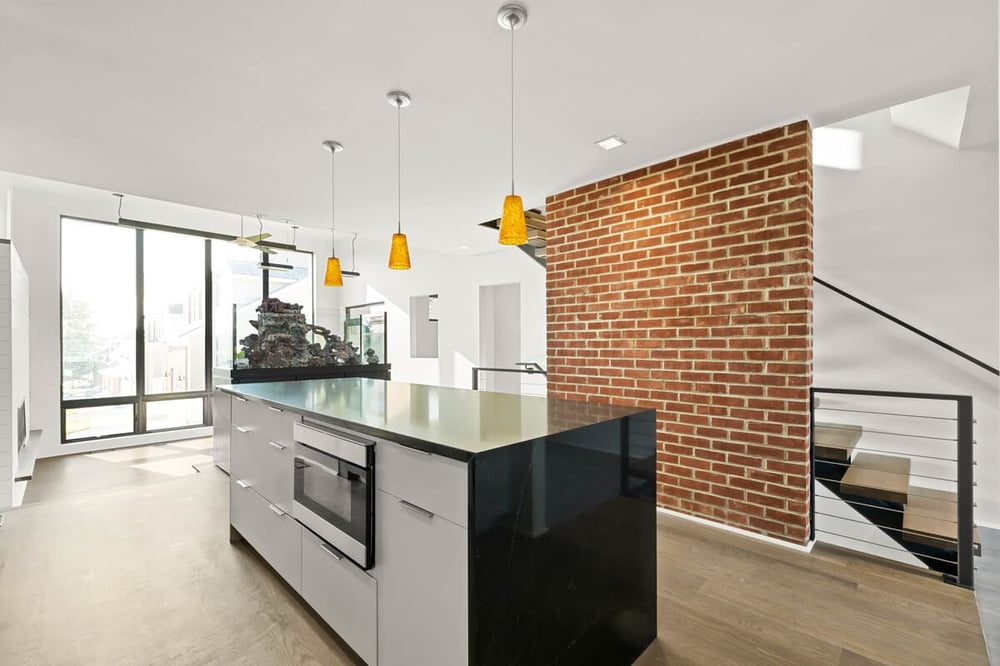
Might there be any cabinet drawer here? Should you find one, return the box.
[302,529,378,666]
[231,395,301,448]
[376,441,468,527]
[230,477,301,591]
[230,427,294,512]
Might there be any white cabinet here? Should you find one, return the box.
[233,396,301,448]
[375,488,468,666]
[230,477,302,591]
[302,529,378,666]
[230,395,299,513]
[376,440,468,527]
[211,390,231,473]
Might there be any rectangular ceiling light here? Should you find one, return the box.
[257,261,294,272]
[595,135,626,151]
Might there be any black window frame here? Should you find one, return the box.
[59,216,315,444]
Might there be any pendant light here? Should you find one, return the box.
[387,91,412,270]
[322,140,344,287]
[497,4,528,246]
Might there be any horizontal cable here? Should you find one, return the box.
[817,447,957,463]
[816,406,957,422]
[817,460,958,482]
[817,423,956,443]
[815,482,959,506]
[815,460,958,484]
[815,511,959,539]
[815,530,958,565]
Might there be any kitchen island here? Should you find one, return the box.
[218,378,657,666]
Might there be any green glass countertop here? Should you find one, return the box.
[220,378,649,461]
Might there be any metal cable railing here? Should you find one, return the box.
[471,364,548,396]
[811,387,976,589]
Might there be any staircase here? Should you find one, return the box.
[479,209,547,267]
[813,400,981,588]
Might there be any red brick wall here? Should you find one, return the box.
[545,121,813,544]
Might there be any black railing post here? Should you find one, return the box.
[956,395,975,589]
[472,369,479,391]
[809,387,816,543]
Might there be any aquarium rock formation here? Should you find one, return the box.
[240,298,362,368]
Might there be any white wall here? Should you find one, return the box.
[0,173,11,239]
[328,235,546,391]
[11,244,29,473]
[5,173,545,460]
[7,174,344,459]
[0,243,12,509]
[813,109,1000,528]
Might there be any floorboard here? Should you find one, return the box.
[0,443,989,665]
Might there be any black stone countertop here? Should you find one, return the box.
[220,378,649,461]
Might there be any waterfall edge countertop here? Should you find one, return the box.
[220,377,648,461]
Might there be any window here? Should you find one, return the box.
[61,217,314,443]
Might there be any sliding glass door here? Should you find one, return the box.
[61,217,315,446]
[62,219,139,440]
[61,217,211,443]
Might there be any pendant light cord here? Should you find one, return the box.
[396,98,402,234]
[510,19,515,195]
[330,149,336,256]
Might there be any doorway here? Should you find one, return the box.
[478,283,521,394]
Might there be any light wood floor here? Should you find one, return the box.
[0,445,989,665]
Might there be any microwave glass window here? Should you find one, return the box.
[295,451,369,544]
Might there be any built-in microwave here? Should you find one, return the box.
[291,421,375,570]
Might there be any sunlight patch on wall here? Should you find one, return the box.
[813,127,864,170]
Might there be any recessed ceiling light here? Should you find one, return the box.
[459,245,471,251]
[595,135,626,151]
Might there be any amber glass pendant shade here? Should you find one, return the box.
[323,256,344,287]
[498,194,528,245]
[388,232,411,270]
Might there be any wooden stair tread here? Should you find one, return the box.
[814,422,862,462]
[524,209,547,231]
[840,453,910,504]
[902,487,981,552]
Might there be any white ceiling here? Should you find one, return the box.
[0,0,996,254]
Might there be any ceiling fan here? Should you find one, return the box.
[233,215,277,254]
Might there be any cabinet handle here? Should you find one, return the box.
[266,440,287,451]
[319,542,343,561]
[234,396,249,403]
[234,426,251,434]
[235,479,250,489]
[399,499,434,520]
[268,503,285,517]
[267,406,284,413]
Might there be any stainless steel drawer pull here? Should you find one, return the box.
[235,479,250,489]
[234,426,251,434]
[267,406,284,413]
[266,440,286,451]
[234,396,249,403]
[399,499,434,520]
[319,542,343,561]
[268,503,285,517]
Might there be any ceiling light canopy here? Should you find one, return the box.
[387,91,412,270]
[322,139,344,287]
[497,3,529,246]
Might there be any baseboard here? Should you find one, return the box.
[657,507,816,553]
[39,426,213,459]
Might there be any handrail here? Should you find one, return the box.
[814,277,999,376]
[471,365,547,391]
[811,386,975,589]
